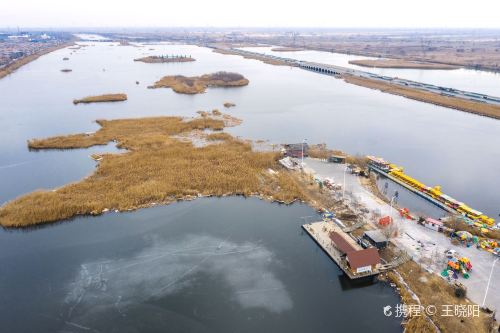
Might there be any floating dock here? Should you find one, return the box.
[302,221,380,279]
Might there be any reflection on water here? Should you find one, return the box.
[375,174,448,219]
[0,143,122,204]
[0,198,402,332]
[65,234,293,319]
[338,273,376,291]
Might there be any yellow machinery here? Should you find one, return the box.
[379,159,496,227]
[457,204,495,226]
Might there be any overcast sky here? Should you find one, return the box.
[1,0,499,28]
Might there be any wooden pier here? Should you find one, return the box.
[302,221,381,279]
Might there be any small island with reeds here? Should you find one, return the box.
[149,71,249,94]
[134,55,195,63]
[1,113,304,227]
[73,93,128,105]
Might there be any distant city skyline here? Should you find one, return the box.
[1,0,500,29]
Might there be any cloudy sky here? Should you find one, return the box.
[1,0,499,28]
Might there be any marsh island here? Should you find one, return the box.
[134,55,195,63]
[73,93,128,104]
[149,71,249,94]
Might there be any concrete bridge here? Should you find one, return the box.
[298,61,352,76]
[214,47,500,106]
[221,47,350,75]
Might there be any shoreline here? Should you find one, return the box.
[271,47,304,52]
[2,125,498,331]
[343,75,500,120]
[0,114,304,227]
[275,44,500,73]
[148,72,249,94]
[73,93,128,104]
[213,46,500,120]
[0,39,496,332]
[212,48,292,66]
[0,41,74,80]
[300,158,498,332]
[348,59,460,70]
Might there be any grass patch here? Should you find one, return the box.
[149,71,249,94]
[2,115,305,227]
[73,93,128,105]
[405,315,439,333]
[391,260,496,333]
[206,132,233,141]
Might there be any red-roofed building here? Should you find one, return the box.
[346,248,381,274]
[329,231,357,254]
[329,231,381,275]
[378,216,393,227]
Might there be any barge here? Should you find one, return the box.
[367,156,495,228]
[302,221,381,279]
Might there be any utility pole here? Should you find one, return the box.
[342,165,348,199]
[301,138,307,167]
[389,195,396,220]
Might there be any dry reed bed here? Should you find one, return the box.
[1,116,305,227]
[344,75,500,120]
[149,71,249,94]
[348,59,460,69]
[307,144,346,160]
[388,261,496,333]
[206,132,233,141]
[73,93,128,105]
